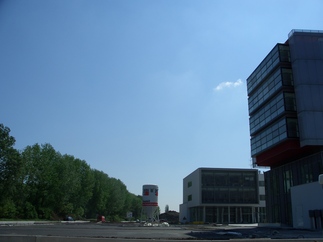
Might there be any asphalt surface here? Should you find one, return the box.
[1,221,323,241]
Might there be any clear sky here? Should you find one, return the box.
[1,0,323,213]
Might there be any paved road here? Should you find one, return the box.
[1,222,323,241]
[0,223,192,240]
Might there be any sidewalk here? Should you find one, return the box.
[0,220,89,226]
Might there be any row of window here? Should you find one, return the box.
[189,174,264,188]
[202,188,258,204]
[247,45,281,93]
[190,206,265,224]
[251,118,299,156]
[248,68,293,114]
[188,179,264,188]
[187,193,266,203]
[249,92,297,135]
[205,206,254,224]
[201,171,257,188]
[251,118,287,156]
[247,45,291,94]
[250,93,285,135]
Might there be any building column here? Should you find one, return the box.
[240,207,242,223]
[252,207,255,223]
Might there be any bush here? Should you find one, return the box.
[24,202,37,219]
[0,200,17,218]
[39,207,52,220]
[74,207,84,219]
[108,214,122,222]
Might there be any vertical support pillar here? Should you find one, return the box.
[221,207,224,224]
[240,207,242,223]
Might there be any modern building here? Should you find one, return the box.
[247,29,323,227]
[179,168,265,224]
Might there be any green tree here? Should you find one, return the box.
[0,124,144,220]
[21,143,60,219]
[50,154,94,218]
[129,194,142,219]
[105,178,127,221]
[21,144,95,219]
[0,124,22,218]
[60,156,94,218]
[86,169,112,218]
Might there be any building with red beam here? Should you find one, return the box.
[247,29,323,227]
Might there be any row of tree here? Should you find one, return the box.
[0,123,142,221]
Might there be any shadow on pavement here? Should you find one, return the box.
[186,226,321,240]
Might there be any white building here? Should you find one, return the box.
[179,168,265,224]
[291,181,323,229]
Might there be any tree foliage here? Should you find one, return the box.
[0,124,22,217]
[0,123,142,220]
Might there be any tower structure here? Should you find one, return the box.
[141,184,159,223]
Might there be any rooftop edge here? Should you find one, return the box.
[288,29,323,38]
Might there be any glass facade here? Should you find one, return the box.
[251,118,287,156]
[201,170,258,204]
[205,207,253,224]
[247,40,297,225]
[249,92,296,136]
[249,92,286,135]
[189,207,203,222]
[247,42,297,158]
[247,30,323,226]
[265,151,323,225]
[248,67,294,116]
[250,117,299,156]
[189,206,263,224]
[183,169,264,224]
[247,45,290,93]
[247,45,281,94]
[248,68,283,114]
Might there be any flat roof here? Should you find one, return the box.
[288,29,323,38]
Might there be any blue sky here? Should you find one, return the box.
[1,0,322,212]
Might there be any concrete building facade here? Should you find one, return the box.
[179,168,265,224]
[247,30,323,226]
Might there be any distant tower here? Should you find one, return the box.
[141,184,159,223]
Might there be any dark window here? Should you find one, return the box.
[279,45,291,62]
[284,93,296,111]
[201,170,258,204]
[202,172,214,187]
[282,68,293,86]
[202,189,214,203]
[286,118,299,137]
